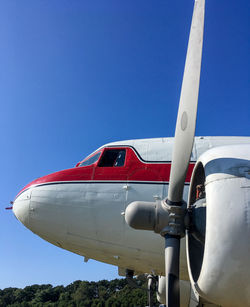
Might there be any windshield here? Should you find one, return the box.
[79,151,101,167]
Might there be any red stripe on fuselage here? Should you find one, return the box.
[17,147,195,197]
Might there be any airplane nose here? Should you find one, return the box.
[13,189,31,228]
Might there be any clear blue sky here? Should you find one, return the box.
[0,0,249,289]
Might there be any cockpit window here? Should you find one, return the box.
[98,149,126,167]
[79,151,101,167]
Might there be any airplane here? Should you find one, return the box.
[12,0,250,306]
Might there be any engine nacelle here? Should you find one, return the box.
[186,144,250,307]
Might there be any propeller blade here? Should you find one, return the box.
[165,0,205,306]
[168,0,205,203]
[165,235,181,306]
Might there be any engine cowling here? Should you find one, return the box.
[186,144,250,307]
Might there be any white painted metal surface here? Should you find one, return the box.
[13,137,250,281]
[101,136,250,162]
[168,0,205,202]
[13,181,188,278]
[187,144,250,306]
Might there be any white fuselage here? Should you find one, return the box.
[13,136,250,279]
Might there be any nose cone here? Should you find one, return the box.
[13,190,31,228]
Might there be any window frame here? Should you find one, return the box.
[78,150,102,167]
[97,148,127,168]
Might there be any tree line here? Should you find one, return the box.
[0,277,158,307]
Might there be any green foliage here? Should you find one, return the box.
[0,278,157,307]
